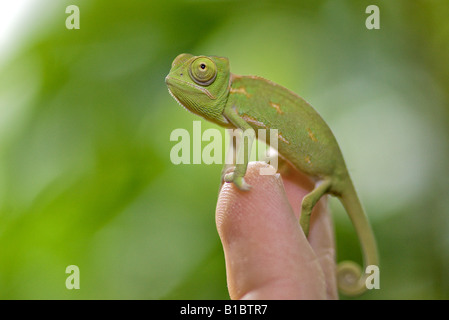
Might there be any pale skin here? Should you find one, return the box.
[165,54,379,296]
[217,162,337,299]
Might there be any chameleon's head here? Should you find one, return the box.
[165,53,231,126]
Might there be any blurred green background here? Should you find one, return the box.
[0,0,448,299]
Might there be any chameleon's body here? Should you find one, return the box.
[165,54,379,296]
[228,75,346,183]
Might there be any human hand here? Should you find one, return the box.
[216,162,338,300]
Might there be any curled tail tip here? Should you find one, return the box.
[337,260,367,296]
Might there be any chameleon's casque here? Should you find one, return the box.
[166,53,379,297]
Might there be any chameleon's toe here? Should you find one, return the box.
[235,177,251,191]
[224,172,234,183]
[224,172,251,191]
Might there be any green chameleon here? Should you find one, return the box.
[165,53,379,296]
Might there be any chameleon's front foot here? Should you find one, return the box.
[224,172,251,191]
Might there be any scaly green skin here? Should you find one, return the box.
[165,53,379,296]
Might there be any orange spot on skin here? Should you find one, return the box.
[241,114,266,127]
[230,87,251,98]
[270,101,283,114]
[307,128,317,142]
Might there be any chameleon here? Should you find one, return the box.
[165,53,379,296]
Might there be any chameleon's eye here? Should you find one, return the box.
[189,57,217,86]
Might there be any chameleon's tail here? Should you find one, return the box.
[336,179,379,296]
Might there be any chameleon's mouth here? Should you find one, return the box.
[165,76,199,117]
[165,74,229,125]
[164,75,174,86]
[165,75,216,100]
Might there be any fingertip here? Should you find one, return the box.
[216,162,326,299]
[216,162,286,242]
